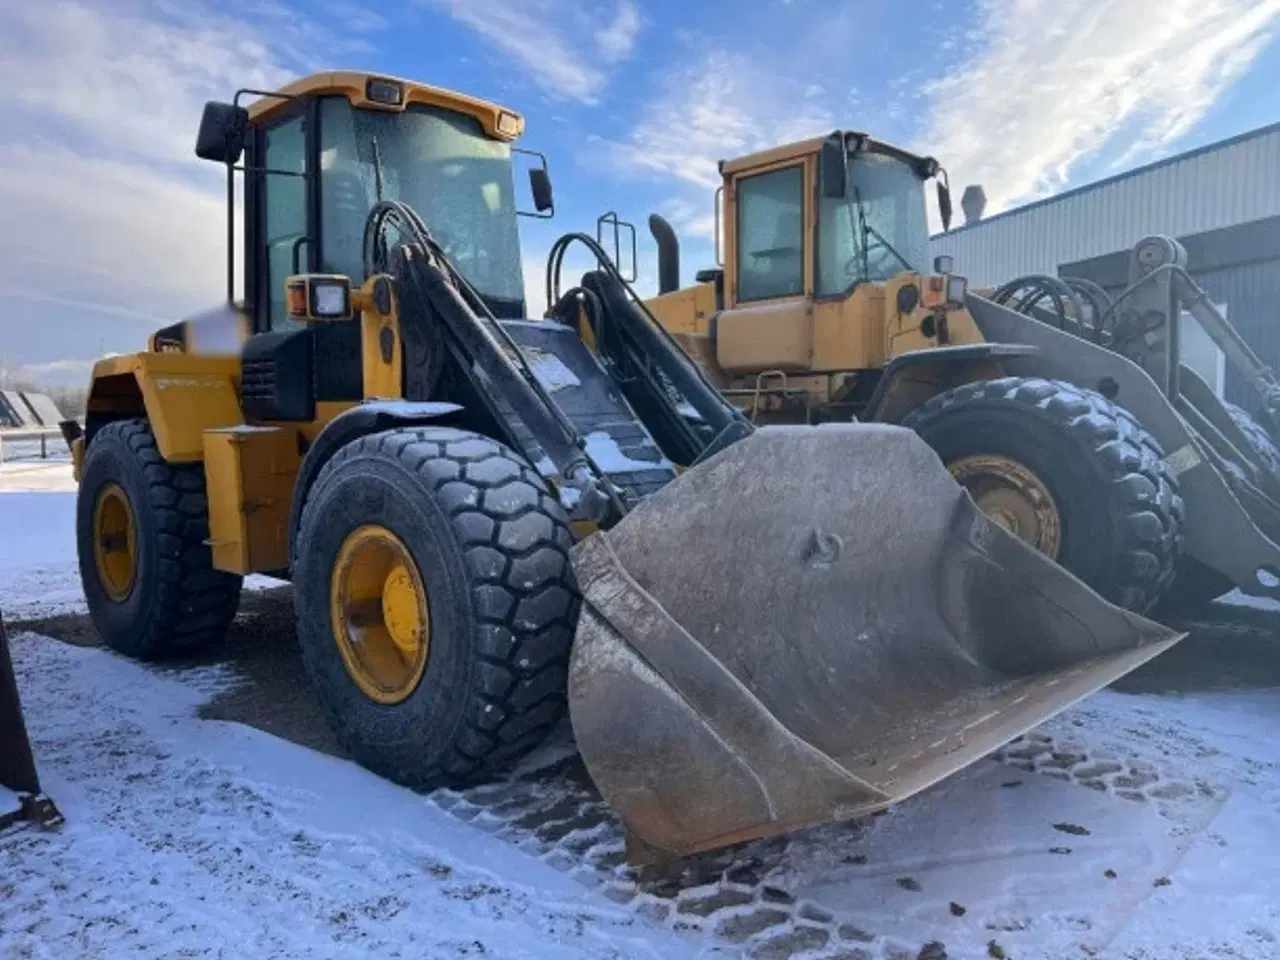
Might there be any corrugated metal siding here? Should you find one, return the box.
[929,126,1280,287]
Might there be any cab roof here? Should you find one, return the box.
[246,70,526,142]
[720,131,938,179]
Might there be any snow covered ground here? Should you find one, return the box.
[3,464,1280,959]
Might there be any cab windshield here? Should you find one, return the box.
[816,151,931,296]
[317,97,526,313]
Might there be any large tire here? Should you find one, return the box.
[1224,402,1280,484]
[76,418,243,658]
[292,426,578,788]
[901,376,1184,614]
[1159,403,1280,613]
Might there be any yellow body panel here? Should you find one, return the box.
[811,286,887,371]
[716,299,812,373]
[203,426,301,575]
[70,435,85,482]
[720,136,828,177]
[87,353,243,462]
[645,283,717,336]
[358,278,404,399]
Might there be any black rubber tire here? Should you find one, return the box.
[1158,557,1235,614]
[1159,403,1280,613]
[76,418,243,659]
[901,376,1184,614]
[1224,402,1280,483]
[292,426,579,788]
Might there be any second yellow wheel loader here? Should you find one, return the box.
[638,131,1280,617]
[68,72,1179,863]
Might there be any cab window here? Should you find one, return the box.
[259,114,308,331]
[735,166,804,302]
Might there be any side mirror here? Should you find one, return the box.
[936,181,953,232]
[819,134,848,200]
[530,167,554,213]
[195,100,250,164]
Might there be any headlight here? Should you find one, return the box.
[496,110,523,137]
[946,275,968,306]
[312,280,350,317]
[286,274,353,322]
[366,78,403,106]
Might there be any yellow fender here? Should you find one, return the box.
[84,352,244,463]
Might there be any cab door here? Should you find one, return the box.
[716,159,815,375]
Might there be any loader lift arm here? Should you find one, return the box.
[978,234,1280,604]
[362,200,631,525]
[544,231,754,468]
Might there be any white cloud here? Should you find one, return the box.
[596,0,643,62]
[0,142,230,312]
[599,49,834,191]
[422,0,642,104]
[324,0,390,32]
[658,198,717,244]
[0,2,296,167]
[922,0,1280,218]
[0,0,349,360]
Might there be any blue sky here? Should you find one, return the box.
[2,0,1279,383]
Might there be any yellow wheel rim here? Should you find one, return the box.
[948,454,1063,559]
[92,482,137,602]
[330,524,431,705]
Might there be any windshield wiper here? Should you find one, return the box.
[371,135,385,202]
[851,186,914,277]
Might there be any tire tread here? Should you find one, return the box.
[903,376,1184,613]
[84,418,242,658]
[295,426,578,788]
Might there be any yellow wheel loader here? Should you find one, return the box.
[639,131,1280,616]
[68,73,1180,863]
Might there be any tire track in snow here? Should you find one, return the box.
[7,590,1254,960]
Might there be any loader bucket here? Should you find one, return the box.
[568,423,1182,861]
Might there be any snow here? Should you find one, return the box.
[524,348,582,393]
[4,472,1280,959]
[1218,588,1280,612]
[0,475,284,621]
[583,431,672,474]
[0,785,18,815]
[0,488,84,619]
[2,634,688,960]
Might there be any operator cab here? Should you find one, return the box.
[190,72,555,416]
[194,72,553,331]
[688,131,954,309]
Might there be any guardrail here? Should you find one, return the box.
[0,427,65,465]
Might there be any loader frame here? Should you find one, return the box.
[979,235,1280,602]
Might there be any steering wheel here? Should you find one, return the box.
[844,235,897,280]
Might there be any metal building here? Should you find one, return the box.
[928,121,1280,406]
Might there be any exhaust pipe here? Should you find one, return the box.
[648,214,680,294]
